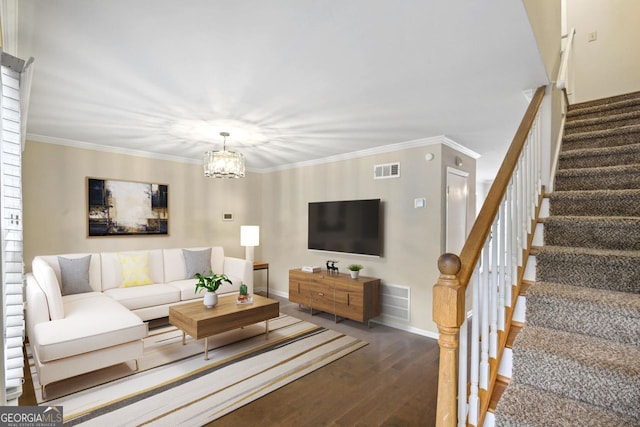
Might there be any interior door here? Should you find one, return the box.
[446,168,469,255]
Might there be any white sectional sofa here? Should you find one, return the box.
[25,246,253,396]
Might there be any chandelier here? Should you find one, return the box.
[203,132,245,178]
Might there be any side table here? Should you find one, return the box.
[253,261,269,297]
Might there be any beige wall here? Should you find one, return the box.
[524,0,562,82]
[260,143,475,334]
[23,141,262,267]
[567,0,640,102]
[523,0,563,182]
[24,139,475,335]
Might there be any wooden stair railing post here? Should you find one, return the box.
[433,253,465,427]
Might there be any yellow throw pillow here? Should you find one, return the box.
[119,252,153,287]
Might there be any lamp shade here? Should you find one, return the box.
[241,226,260,247]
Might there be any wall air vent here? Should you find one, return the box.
[373,162,400,179]
[380,283,410,322]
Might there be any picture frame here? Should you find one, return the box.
[87,177,168,237]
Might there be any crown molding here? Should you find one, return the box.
[440,135,482,160]
[27,133,202,165]
[257,135,480,173]
[27,132,480,174]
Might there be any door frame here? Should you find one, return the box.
[445,167,470,254]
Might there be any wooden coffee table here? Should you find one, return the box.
[169,294,279,360]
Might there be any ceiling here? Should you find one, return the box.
[13,0,548,183]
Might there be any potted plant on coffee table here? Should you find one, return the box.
[347,264,363,279]
[195,270,232,308]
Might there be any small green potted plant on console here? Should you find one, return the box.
[237,283,252,304]
[195,270,232,308]
[347,264,363,279]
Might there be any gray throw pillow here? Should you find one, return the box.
[58,255,92,296]
[183,248,212,279]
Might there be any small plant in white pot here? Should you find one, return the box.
[195,270,232,308]
[347,264,363,279]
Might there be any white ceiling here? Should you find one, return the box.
[14,0,548,183]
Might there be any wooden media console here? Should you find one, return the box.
[288,268,381,326]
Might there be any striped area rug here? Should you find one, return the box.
[29,314,367,426]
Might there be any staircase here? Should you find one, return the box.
[493,92,640,426]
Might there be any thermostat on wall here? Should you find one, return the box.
[414,198,426,208]
[222,212,233,221]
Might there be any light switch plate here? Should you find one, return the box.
[414,198,426,208]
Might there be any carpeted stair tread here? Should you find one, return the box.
[558,142,640,169]
[526,281,640,346]
[554,163,640,190]
[494,382,640,427]
[561,124,640,151]
[542,216,640,250]
[567,92,640,120]
[548,189,640,217]
[564,109,640,135]
[535,245,640,293]
[510,325,640,422]
[569,90,640,107]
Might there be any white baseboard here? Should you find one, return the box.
[370,317,439,340]
[498,347,513,379]
[513,295,527,323]
[484,411,496,427]
[523,255,536,281]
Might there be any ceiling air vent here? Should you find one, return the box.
[374,162,400,180]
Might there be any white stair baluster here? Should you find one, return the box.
[468,267,481,426]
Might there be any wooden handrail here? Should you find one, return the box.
[556,27,576,90]
[433,85,546,427]
[557,27,575,107]
[458,85,545,286]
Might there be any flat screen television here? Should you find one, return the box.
[308,199,382,256]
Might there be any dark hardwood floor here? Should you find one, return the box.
[21,295,440,426]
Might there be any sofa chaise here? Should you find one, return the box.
[25,246,252,396]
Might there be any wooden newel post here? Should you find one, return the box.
[433,253,464,427]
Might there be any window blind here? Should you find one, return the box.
[1,65,24,400]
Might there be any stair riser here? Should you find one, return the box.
[544,222,640,251]
[536,251,640,294]
[568,92,640,119]
[526,297,640,346]
[565,116,640,135]
[559,148,640,169]
[562,131,640,151]
[512,347,640,421]
[495,382,639,426]
[569,107,640,121]
[549,194,640,217]
[554,170,640,191]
